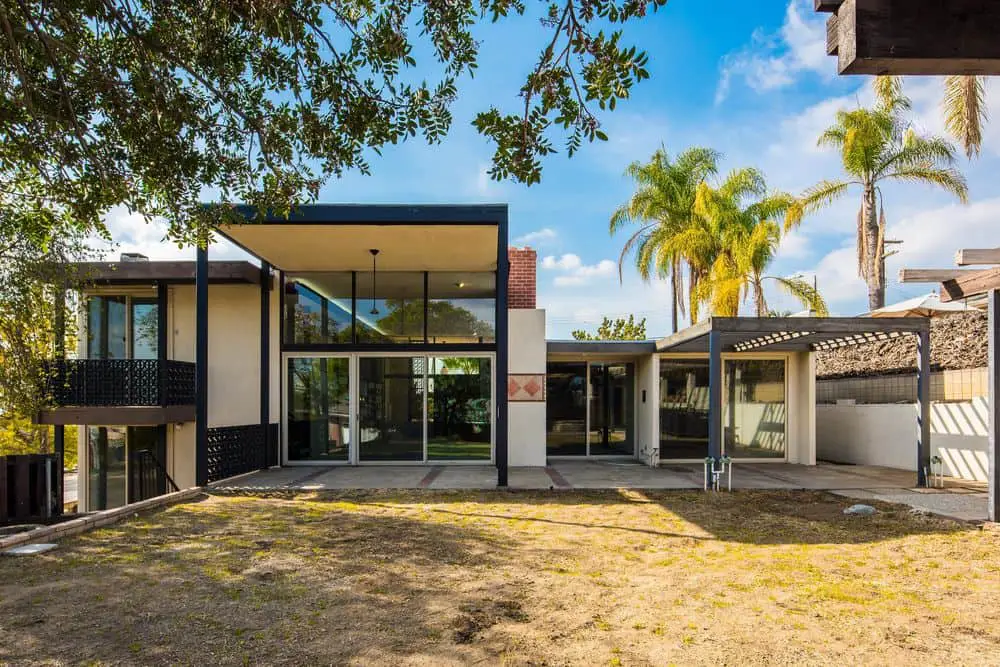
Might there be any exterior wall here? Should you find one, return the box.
[507,248,537,309]
[816,398,989,482]
[635,354,660,465]
[787,351,817,465]
[508,308,547,466]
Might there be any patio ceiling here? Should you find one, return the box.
[656,317,929,353]
[215,204,504,273]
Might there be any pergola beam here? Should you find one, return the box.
[955,248,1000,266]
[940,267,1000,303]
[898,268,983,284]
[820,0,1000,76]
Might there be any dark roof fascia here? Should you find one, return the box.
[214,203,508,226]
[547,340,658,355]
[66,261,262,285]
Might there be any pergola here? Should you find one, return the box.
[902,248,1000,521]
[658,317,932,484]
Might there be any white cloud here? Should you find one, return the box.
[540,253,616,287]
[92,206,250,262]
[513,227,557,247]
[716,0,830,104]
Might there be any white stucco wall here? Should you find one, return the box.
[635,354,660,465]
[508,308,547,467]
[816,398,989,482]
[787,351,816,465]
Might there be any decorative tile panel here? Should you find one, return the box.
[508,374,546,402]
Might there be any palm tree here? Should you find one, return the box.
[691,168,829,317]
[876,75,989,159]
[789,89,969,311]
[610,146,720,332]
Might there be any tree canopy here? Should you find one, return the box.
[571,314,646,340]
[1,0,665,246]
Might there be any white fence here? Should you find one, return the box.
[816,397,989,482]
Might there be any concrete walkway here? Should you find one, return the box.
[213,461,989,522]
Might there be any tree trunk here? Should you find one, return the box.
[861,185,885,310]
[753,275,767,317]
[670,261,679,334]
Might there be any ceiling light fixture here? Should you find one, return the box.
[369,249,380,316]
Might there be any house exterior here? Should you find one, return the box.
[36,204,931,512]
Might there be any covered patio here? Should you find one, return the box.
[658,316,933,484]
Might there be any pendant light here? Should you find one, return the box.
[369,249,380,315]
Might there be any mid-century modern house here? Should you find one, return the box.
[35,204,933,512]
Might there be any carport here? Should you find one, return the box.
[657,317,933,486]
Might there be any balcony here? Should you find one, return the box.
[37,359,196,425]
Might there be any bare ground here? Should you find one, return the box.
[2,490,999,666]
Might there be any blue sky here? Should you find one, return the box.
[103,0,1000,338]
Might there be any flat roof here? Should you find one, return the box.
[215,204,506,273]
[547,340,658,356]
[656,317,929,353]
[66,261,262,285]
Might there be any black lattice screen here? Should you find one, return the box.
[44,359,196,407]
[206,424,277,483]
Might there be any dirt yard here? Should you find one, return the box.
[2,490,999,666]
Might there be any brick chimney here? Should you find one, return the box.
[507,247,537,309]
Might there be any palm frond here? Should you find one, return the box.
[766,276,830,317]
[884,166,969,203]
[943,75,988,159]
[797,179,852,214]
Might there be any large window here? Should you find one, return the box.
[546,362,588,456]
[358,356,425,461]
[427,273,496,344]
[659,360,710,460]
[355,272,425,344]
[724,359,786,459]
[427,357,492,460]
[287,357,351,461]
[87,296,127,359]
[284,273,353,344]
[282,271,496,346]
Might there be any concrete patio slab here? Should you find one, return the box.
[830,488,988,523]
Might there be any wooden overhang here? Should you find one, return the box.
[940,267,1000,303]
[67,261,262,285]
[656,316,929,354]
[36,405,196,426]
[816,0,1000,75]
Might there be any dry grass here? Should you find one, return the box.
[2,490,999,666]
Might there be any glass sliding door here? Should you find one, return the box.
[130,299,159,359]
[88,426,127,510]
[724,359,786,459]
[427,357,492,461]
[358,356,425,461]
[287,357,351,462]
[589,363,634,456]
[87,296,127,359]
[127,426,166,503]
[546,362,588,456]
[659,360,711,459]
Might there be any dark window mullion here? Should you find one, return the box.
[423,272,429,344]
[351,271,357,344]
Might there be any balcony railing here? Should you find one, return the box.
[43,359,196,407]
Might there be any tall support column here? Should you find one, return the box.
[916,327,931,487]
[989,290,999,522]
[495,216,509,487]
[52,285,66,515]
[260,262,272,467]
[707,329,723,461]
[195,245,209,486]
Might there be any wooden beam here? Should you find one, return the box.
[68,261,264,285]
[36,405,196,425]
[955,248,1000,266]
[826,14,839,55]
[898,268,983,283]
[815,0,843,11]
[829,0,1000,76]
[940,267,1000,302]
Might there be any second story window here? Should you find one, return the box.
[86,295,158,360]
